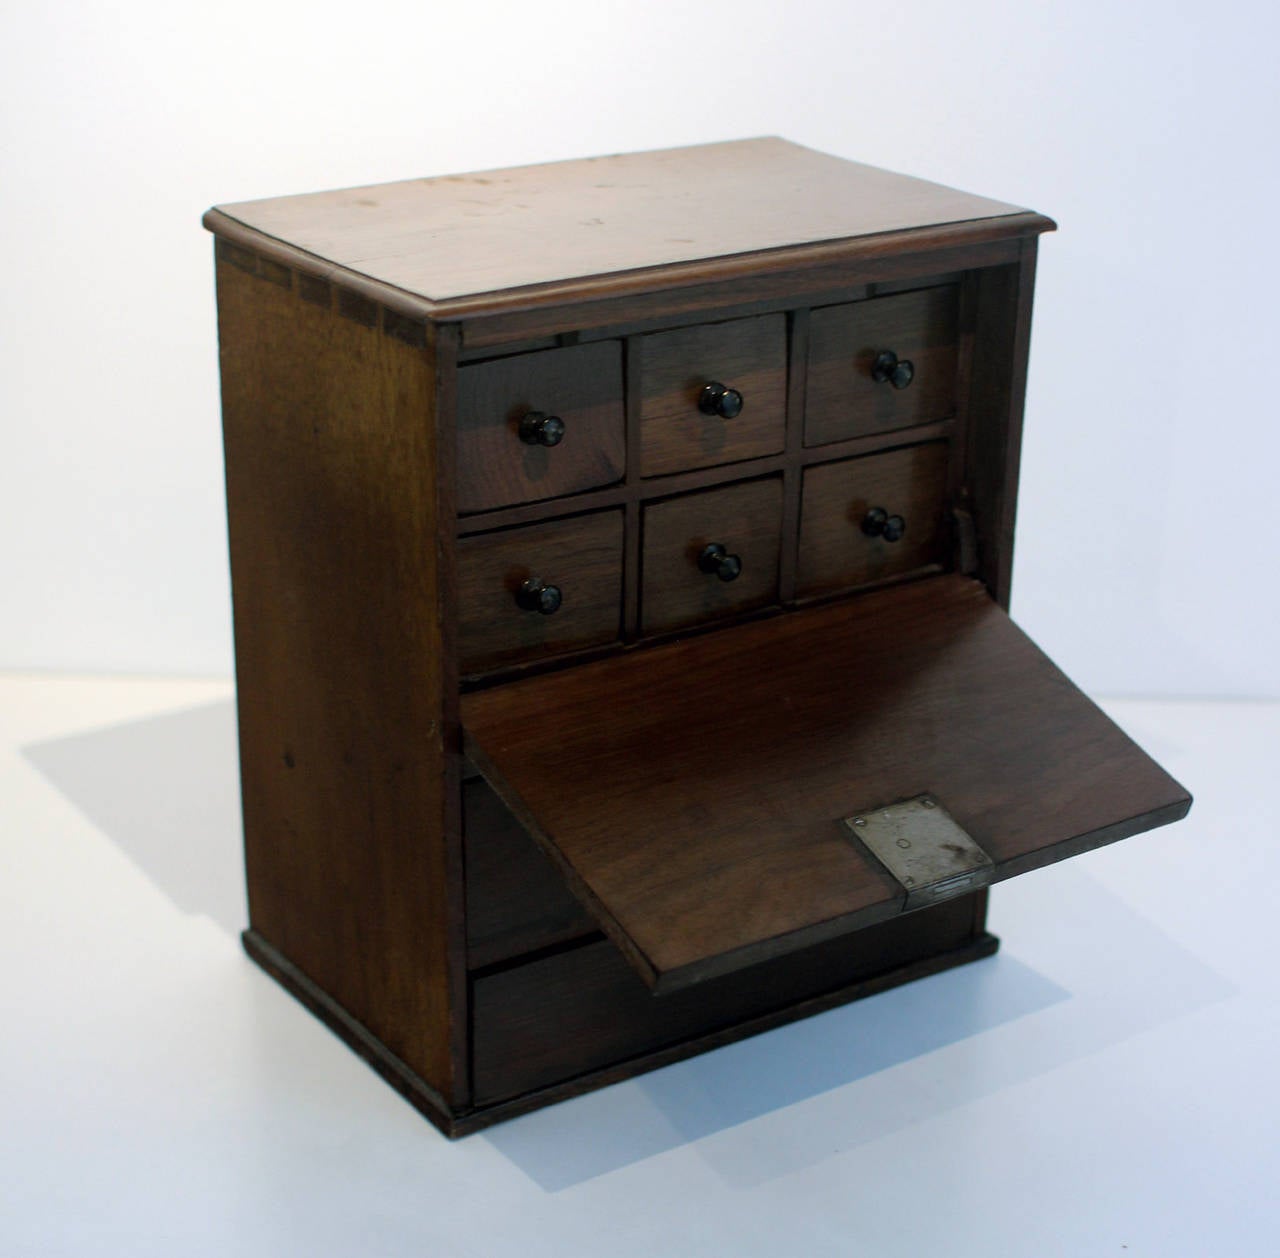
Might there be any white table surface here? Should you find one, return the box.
[2,674,1276,1257]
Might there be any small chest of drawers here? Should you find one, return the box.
[206,139,1190,1135]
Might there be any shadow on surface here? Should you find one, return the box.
[483,951,1068,1192]
[23,699,246,936]
[486,865,1234,1192]
[23,698,1235,1200]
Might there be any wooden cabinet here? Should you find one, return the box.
[206,138,1190,1137]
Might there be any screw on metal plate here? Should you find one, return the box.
[842,795,995,910]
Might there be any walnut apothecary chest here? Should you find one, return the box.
[204,139,1190,1135]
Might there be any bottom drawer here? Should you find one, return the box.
[471,893,981,1105]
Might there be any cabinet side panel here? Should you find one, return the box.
[214,259,456,1099]
[966,241,1039,609]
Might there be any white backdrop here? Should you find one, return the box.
[2,0,1276,695]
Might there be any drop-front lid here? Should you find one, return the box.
[462,576,1191,993]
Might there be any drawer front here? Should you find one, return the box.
[464,779,596,970]
[639,314,787,477]
[456,341,625,514]
[471,894,979,1104]
[459,510,623,674]
[641,478,783,635]
[805,286,959,447]
[797,443,950,598]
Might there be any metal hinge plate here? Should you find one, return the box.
[843,795,995,910]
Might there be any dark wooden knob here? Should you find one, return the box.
[698,382,744,419]
[515,577,562,614]
[871,350,915,390]
[862,508,906,542]
[697,543,743,582]
[518,411,566,447]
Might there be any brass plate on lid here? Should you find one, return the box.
[844,795,995,910]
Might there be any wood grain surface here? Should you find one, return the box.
[806,286,959,446]
[966,246,1039,608]
[463,575,1191,992]
[797,442,951,597]
[458,511,624,674]
[640,477,783,635]
[456,341,625,514]
[216,258,462,1100]
[639,313,787,476]
[449,226,1043,349]
[212,138,1026,302]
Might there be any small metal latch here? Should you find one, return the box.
[843,795,995,910]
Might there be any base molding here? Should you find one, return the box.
[242,930,461,1135]
[243,926,998,1138]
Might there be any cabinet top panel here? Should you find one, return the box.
[205,138,1048,310]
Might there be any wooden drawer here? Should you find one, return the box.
[464,779,596,970]
[797,443,950,598]
[639,314,787,477]
[641,478,782,635]
[805,286,959,446]
[456,341,625,514]
[471,894,981,1104]
[459,510,623,674]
